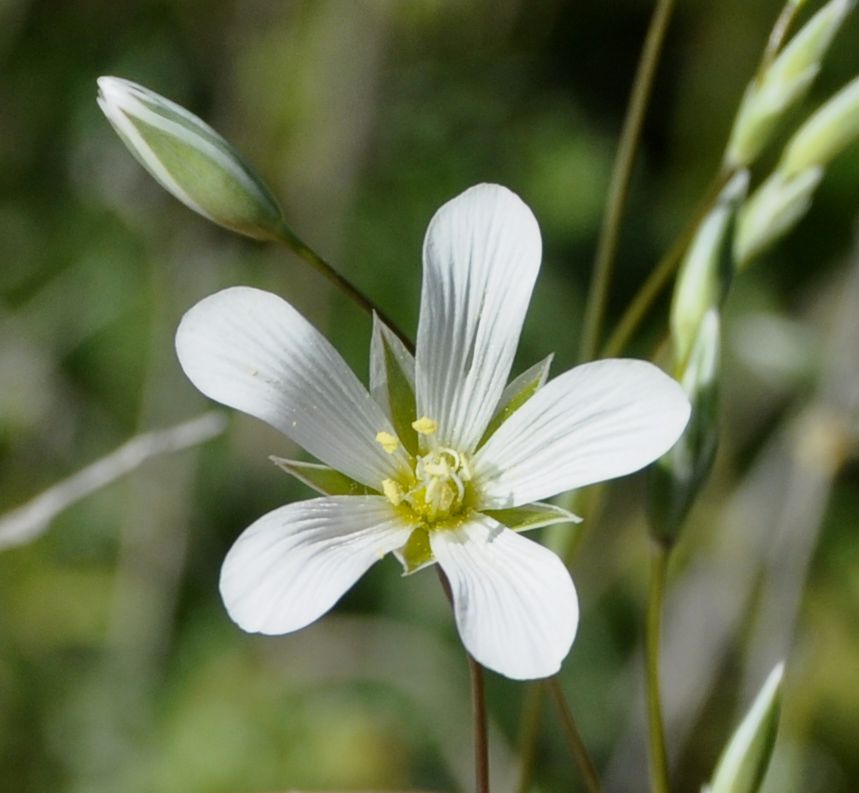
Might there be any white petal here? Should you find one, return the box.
[220,496,415,634]
[176,286,412,488]
[474,359,691,508]
[430,515,578,680]
[415,184,542,452]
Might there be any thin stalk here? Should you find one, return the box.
[600,170,731,359]
[547,677,603,793]
[469,655,490,793]
[645,543,671,793]
[436,567,490,793]
[515,683,545,793]
[578,0,677,362]
[275,224,414,353]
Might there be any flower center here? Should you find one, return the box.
[378,417,474,526]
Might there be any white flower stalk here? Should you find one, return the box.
[708,662,785,793]
[175,184,691,680]
[97,76,286,241]
[780,74,859,175]
[724,0,854,169]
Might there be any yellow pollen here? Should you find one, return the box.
[412,416,438,435]
[382,478,404,505]
[381,445,474,525]
[375,431,400,454]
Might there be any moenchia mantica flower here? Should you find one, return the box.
[176,184,690,680]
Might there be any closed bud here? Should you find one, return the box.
[781,75,859,175]
[734,167,823,267]
[725,0,854,168]
[97,76,286,241]
[648,310,720,547]
[671,172,747,368]
[709,663,785,793]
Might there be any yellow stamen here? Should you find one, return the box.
[382,478,404,505]
[375,431,400,454]
[412,416,438,435]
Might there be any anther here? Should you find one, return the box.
[412,416,438,435]
[375,431,400,454]
[382,478,404,505]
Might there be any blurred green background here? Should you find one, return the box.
[1,1,858,791]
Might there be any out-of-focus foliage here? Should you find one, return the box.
[1,1,857,792]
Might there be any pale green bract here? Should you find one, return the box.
[724,0,854,168]
[97,76,286,241]
[175,184,692,680]
[735,168,823,267]
[781,75,859,175]
[707,662,785,793]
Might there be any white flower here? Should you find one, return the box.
[175,184,690,680]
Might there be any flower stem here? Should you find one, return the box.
[436,567,490,793]
[275,224,415,353]
[469,654,491,793]
[547,677,603,793]
[645,542,671,793]
[600,170,731,359]
[515,683,544,793]
[578,0,677,362]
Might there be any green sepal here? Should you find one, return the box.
[369,314,418,456]
[708,662,785,793]
[396,528,434,575]
[484,500,582,532]
[270,456,374,496]
[478,355,553,448]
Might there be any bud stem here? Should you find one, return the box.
[274,224,415,353]
[548,677,604,793]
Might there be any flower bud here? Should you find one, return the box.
[708,663,785,793]
[781,75,859,175]
[725,0,854,168]
[97,76,286,241]
[734,167,823,267]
